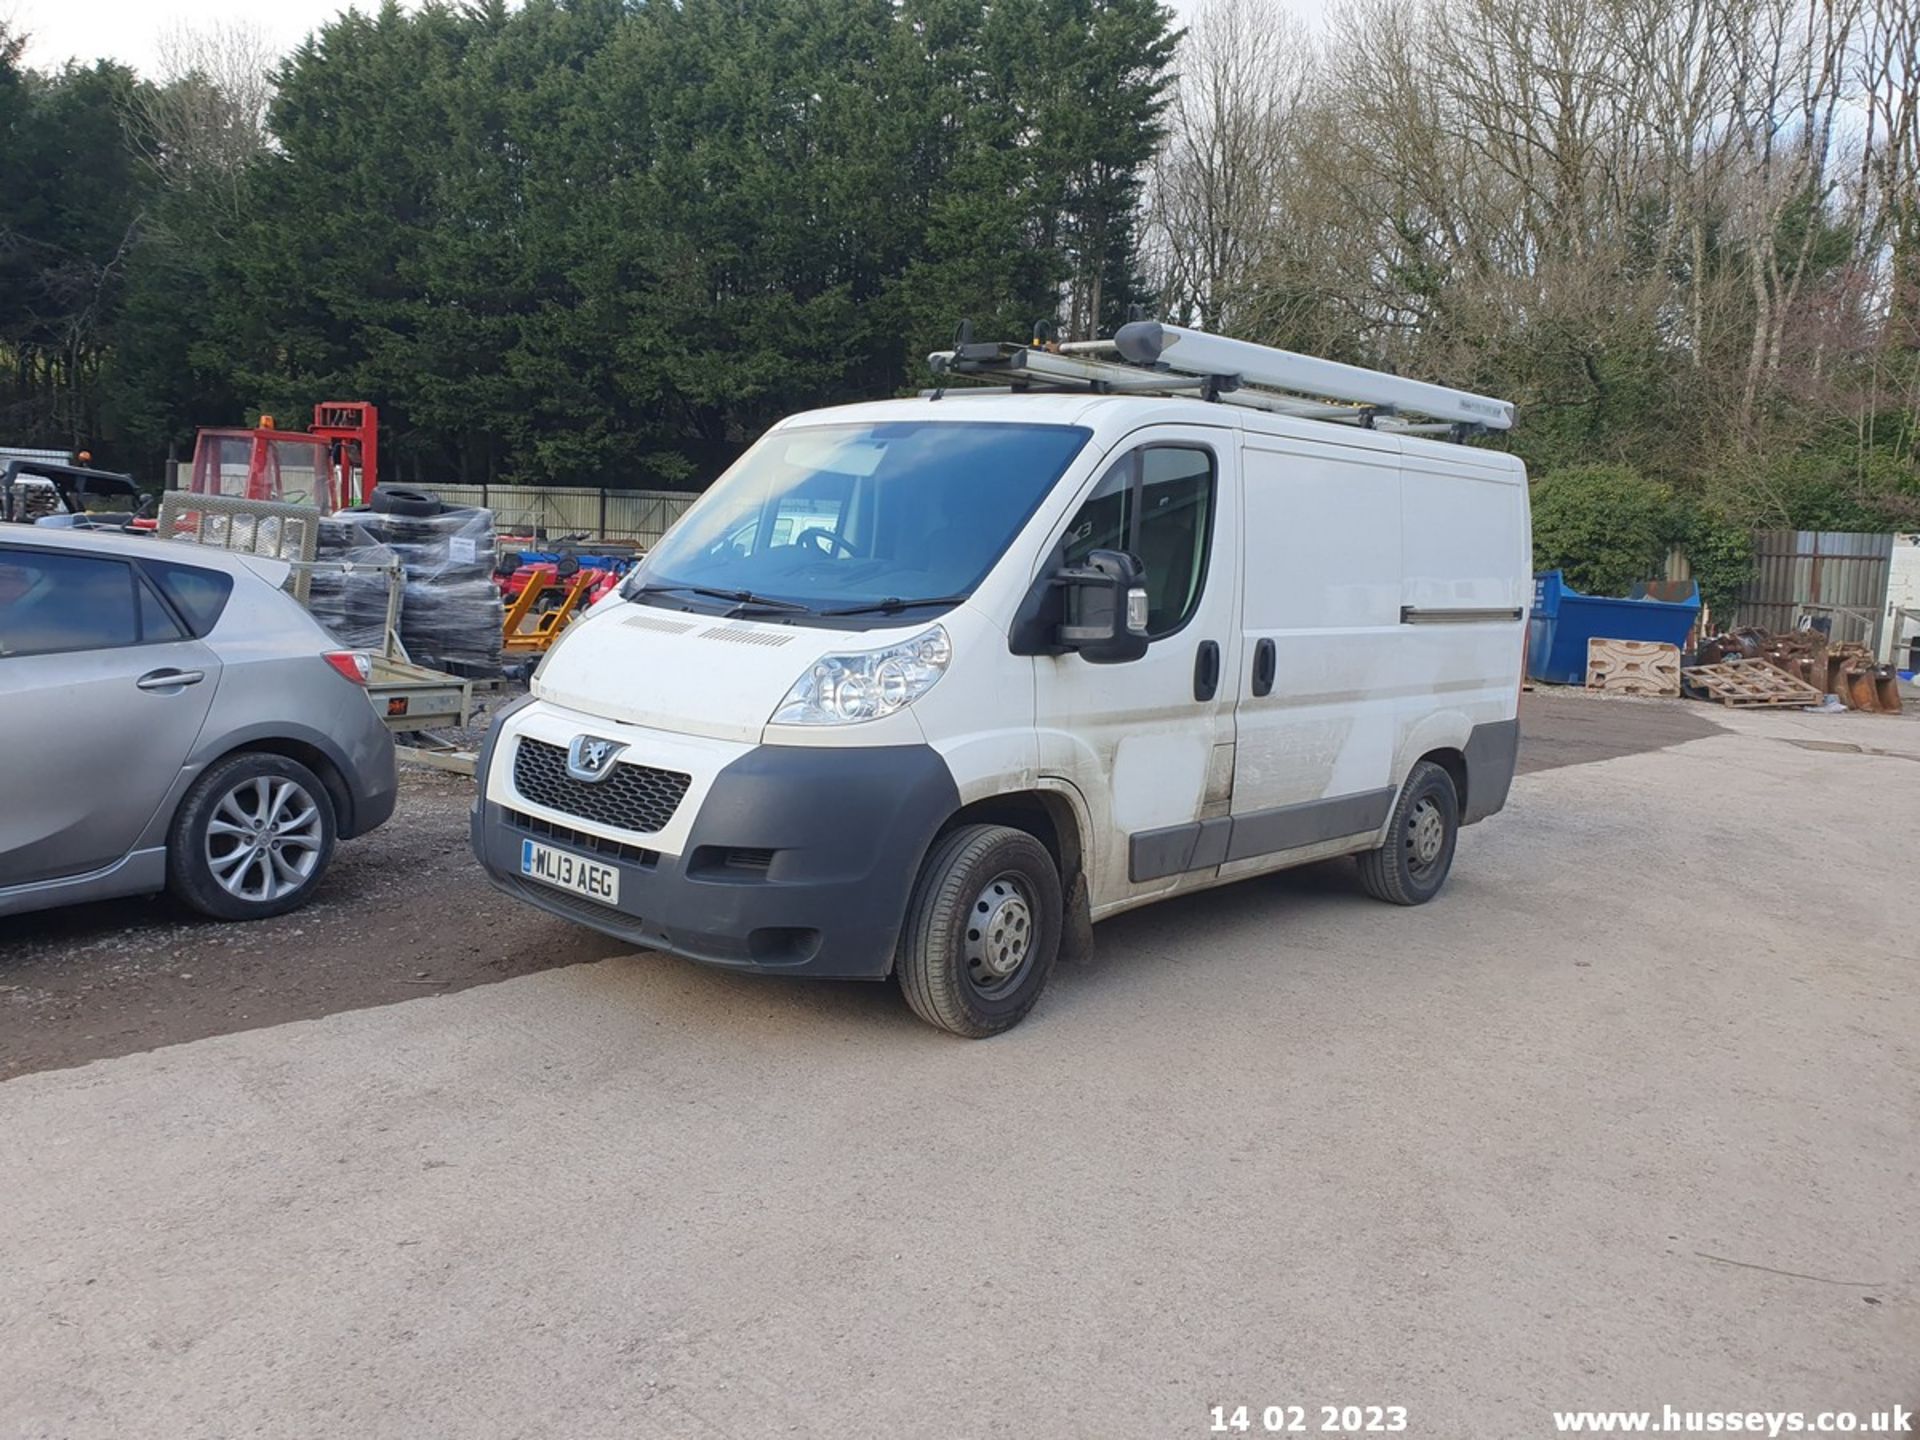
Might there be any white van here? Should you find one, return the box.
[472,327,1530,1036]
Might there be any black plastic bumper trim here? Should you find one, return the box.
[473,741,960,979]
[1461,717,1519,824]
[1129,788,1394,882]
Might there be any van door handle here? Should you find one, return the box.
[137,668,205,691]
[1193,641,1220,702]
[1251,638,1276,697]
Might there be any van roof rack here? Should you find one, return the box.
[925,321,1515,441]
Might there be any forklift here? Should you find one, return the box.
[185,402,380,512]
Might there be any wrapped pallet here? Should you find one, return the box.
[349,503,504,676]
[310,516,401,653]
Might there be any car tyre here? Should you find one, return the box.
[896,824,1062,1038]
[167,752,338,921]
[1356,759,1459,906]
[369,485,442,517]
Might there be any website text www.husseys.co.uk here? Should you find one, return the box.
[1551,1407,1912,1435]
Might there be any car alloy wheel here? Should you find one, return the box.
[204,775,326,904]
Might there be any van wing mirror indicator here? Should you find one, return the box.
[1055,549,1150,664]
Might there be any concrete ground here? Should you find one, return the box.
[2,695,1916,1439]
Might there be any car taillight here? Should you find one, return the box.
[323,651,372,685]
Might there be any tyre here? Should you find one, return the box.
[896,824,1063,1038]
[167,753,338,921]
[1355,760,1459,906]
[369,485,442,517]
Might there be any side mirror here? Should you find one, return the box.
[1055,548,1150,664]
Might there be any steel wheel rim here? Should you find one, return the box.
[204,775,323,904]
[963,870,1036,997]
[1406,796,1446,875]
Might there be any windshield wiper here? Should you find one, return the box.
[626,582,813,614]
[818,594,971,617]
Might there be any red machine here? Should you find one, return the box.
[187,402,379,511]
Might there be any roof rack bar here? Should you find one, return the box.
[930,346,1210,394]
[930,346,1382,422]
[1206,388,1373,422]
[926,328,1510,441]
[1114,322,1514,430]
[1011,349,1211,393]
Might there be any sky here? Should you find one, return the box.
[10,0,1331,75]
[9,0,347,72]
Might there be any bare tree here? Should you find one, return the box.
[1144,0,1315,334]
[129,20,277,215]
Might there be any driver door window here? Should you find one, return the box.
[1062,446,1215,638]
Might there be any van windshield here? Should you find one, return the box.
[627,421,1091,619]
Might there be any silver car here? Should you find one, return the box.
[1,528,397,921]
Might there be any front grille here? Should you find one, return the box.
[502,807,657,866]
[512,737,691,835]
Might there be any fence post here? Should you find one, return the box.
[599,488,608,540]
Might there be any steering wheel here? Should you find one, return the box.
[798,528,856,558]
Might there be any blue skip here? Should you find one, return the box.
[1528,571,1701,685]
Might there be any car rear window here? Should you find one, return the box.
[141,559,235,638]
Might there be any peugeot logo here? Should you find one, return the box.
[566,735,626,783]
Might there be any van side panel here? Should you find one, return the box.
[1400,456,1528,614]
[1393,449,1528,821]
[1223,435,1404,875]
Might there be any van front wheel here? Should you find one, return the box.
[896,824,1062,1038]
[1356,761,1459,906]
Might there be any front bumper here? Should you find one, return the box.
[470,718,960,980]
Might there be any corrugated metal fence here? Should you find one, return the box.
[428,485,696,548]
[1733,530,1894,649]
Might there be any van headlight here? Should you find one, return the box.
[772,624,952,725]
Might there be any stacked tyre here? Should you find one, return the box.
[309,515,398,652]
[349,489,504,677]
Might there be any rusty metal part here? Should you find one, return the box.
[1692,626,1904,713]
[1844,665,1880,712]
[1873,668,1902,714]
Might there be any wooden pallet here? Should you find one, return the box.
[1586,638,1681,697]
[1682,658,1823,707]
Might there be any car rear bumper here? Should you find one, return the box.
[469,705,960,979]
[344,758,399,838]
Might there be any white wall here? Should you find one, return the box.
[1888,534,1920,666]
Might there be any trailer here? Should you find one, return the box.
[156,491,484,772]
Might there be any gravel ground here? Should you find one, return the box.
[0,764,623,1083]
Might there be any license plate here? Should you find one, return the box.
[519,838,620,906]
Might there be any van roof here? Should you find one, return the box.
[773,393,1528,479]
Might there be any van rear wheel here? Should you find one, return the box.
[1356,760,1459,906]
[896,824,1062,1038]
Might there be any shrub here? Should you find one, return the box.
[1530,465,1676,596]
[1671,505,1753,618]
